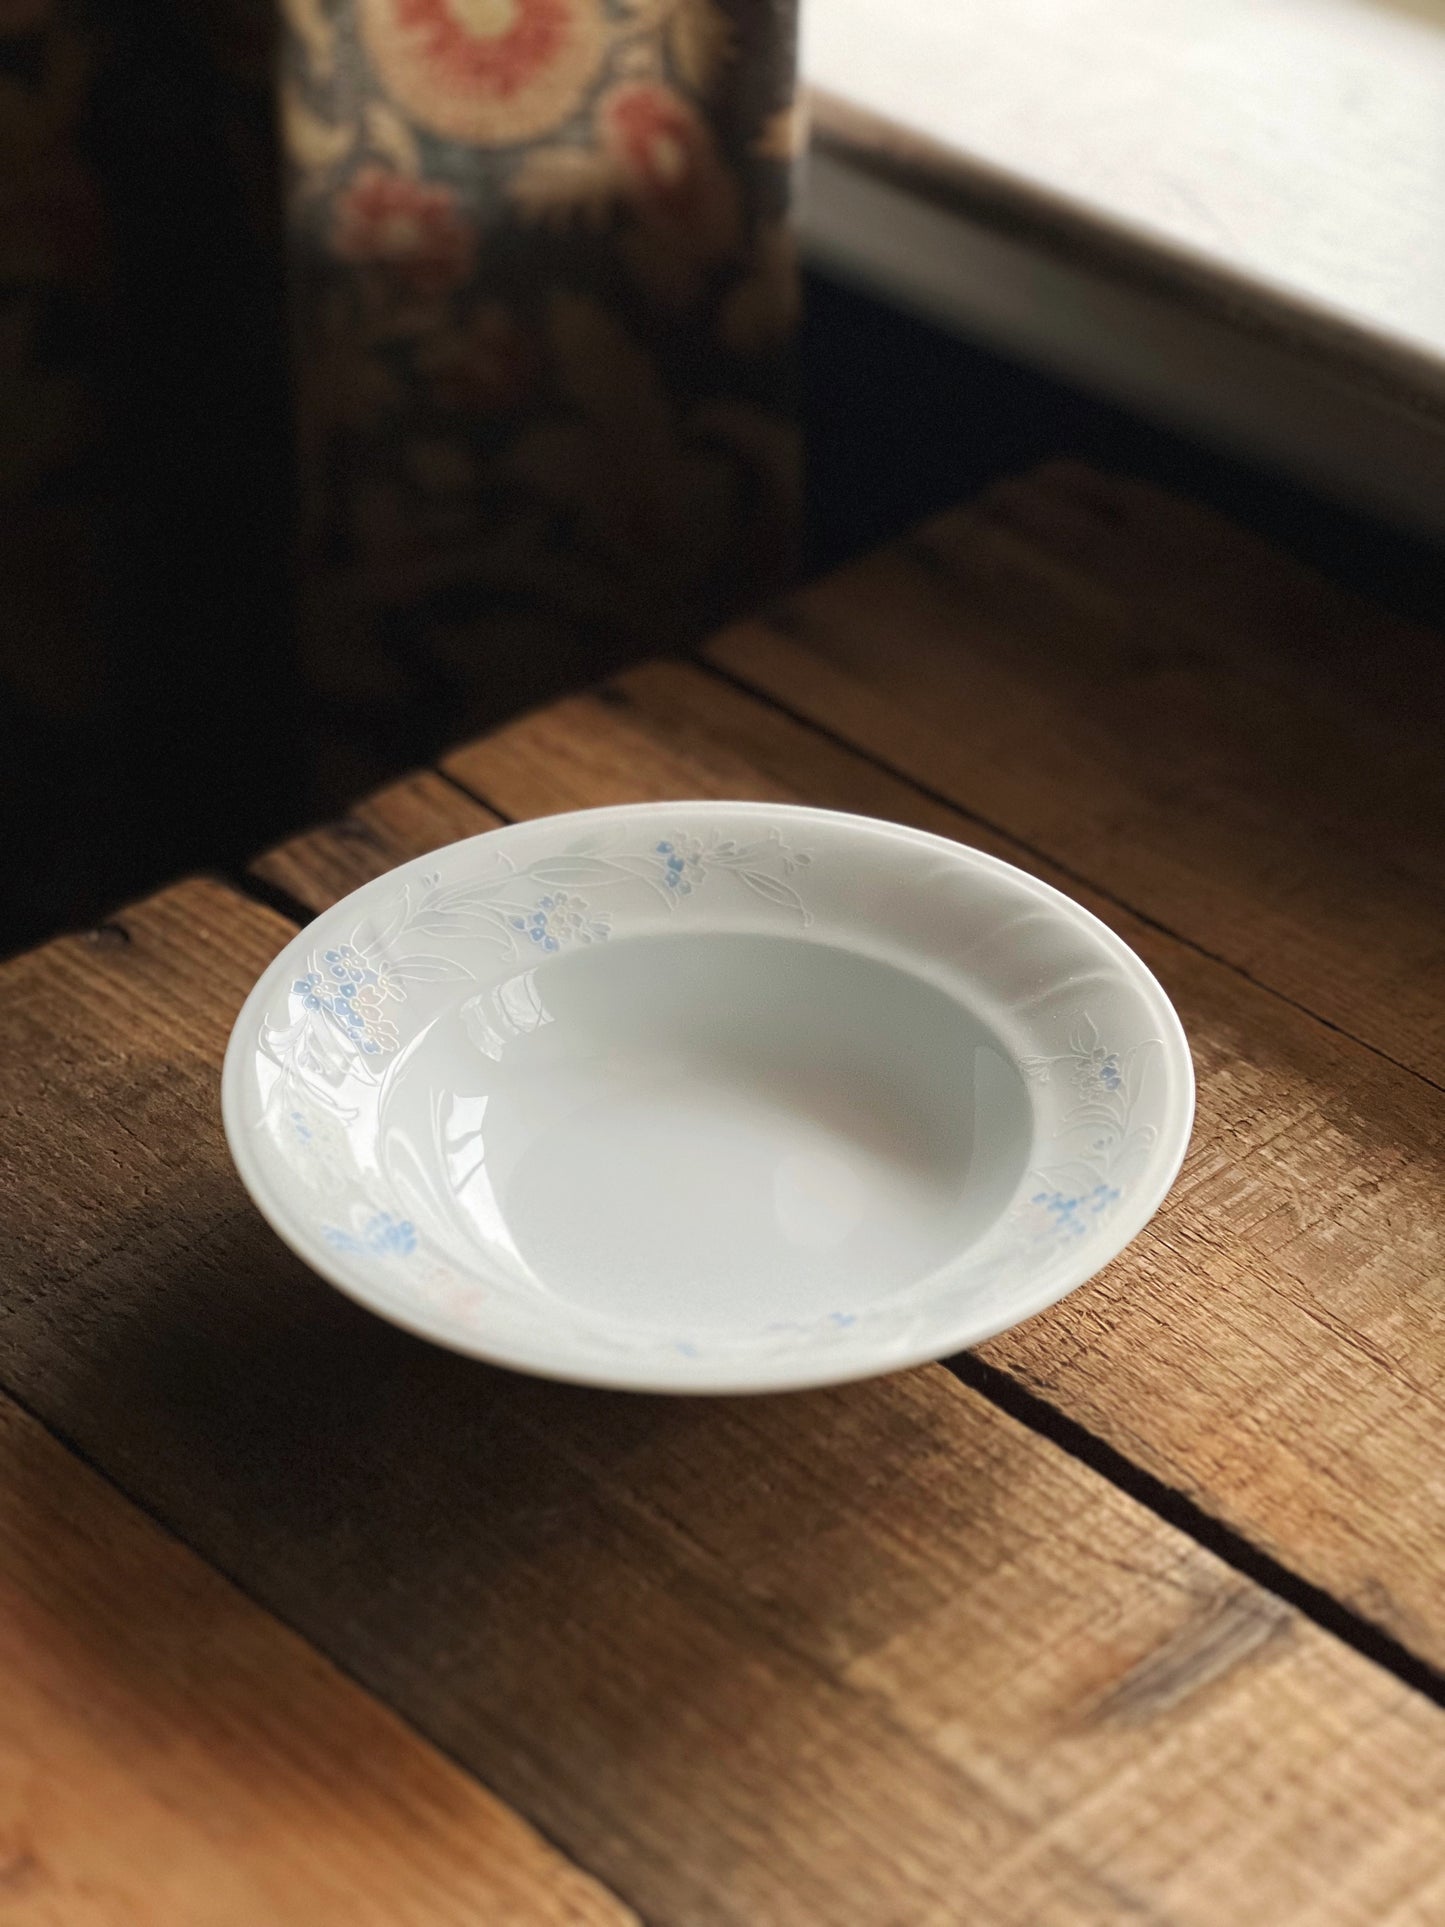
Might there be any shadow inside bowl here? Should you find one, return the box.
[378,931,1035,1330]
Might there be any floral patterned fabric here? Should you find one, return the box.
[283,0,802,731]
[0,0,800,948]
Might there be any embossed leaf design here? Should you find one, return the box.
[527,857,638,889]
[564,827,628,857]
[404,913,510,943]
[735,869,808,920]
[1069,1013,1101,1054]
[358,892,411,956]
[388,955,473,984]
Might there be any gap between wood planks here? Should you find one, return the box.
[0,1373,646,1927]
[216,683,1445,1719]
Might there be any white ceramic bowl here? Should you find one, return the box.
[222,802,1194,1392]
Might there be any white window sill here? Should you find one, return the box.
[800,0,1445,531]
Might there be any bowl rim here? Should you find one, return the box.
[222,799,1196,1393]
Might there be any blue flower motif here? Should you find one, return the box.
[296,949,401,1055]
[1071,1048,1126,1098]
[1030,1190,1085,1235]
[657,833,706,896]
[512,890,609,951]
[1026,1182,1121,1243]
[364,1211,416,1256]
[323,1210,417,1259]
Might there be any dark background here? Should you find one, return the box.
[5,3,1444,962]
[5,108,1445,961]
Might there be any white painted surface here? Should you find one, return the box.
[804,151,1445,537]
[803,0,1445,368]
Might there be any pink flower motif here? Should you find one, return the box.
[599,82,717,224]
[595,81,741,294]
[332,167,475,295]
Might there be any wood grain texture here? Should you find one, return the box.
[706,462,1445,1085]
[249,769,502,915]
[5,882,1445,1920]
[446,662,1445,1674]
[0,1394,629,1926]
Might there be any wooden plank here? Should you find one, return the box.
[5,880,1445,1920]
[704,462,1445,1084]
[0,1394,629,1926]
[445,662,1445,1678]
[250,770,501,915]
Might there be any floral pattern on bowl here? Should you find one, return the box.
[223,801,1195,1393]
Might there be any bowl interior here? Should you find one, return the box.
[223,803,1193,1390]
[383,930,1034,1332]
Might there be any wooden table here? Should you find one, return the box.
[4,462,1444,1923]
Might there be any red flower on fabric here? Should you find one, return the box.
[332,168,475,295]
[599,81,714,222]
[393,0,569,95]
[360,0,605,146]
[594,82,741,300]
